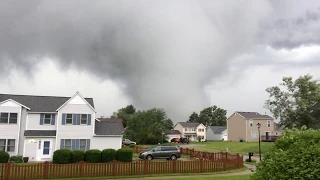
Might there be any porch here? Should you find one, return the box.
[261,135,279,142]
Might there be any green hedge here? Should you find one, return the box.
[116,148,133,162]
[52,149,72,164]
[0,151,9,163]
[84,149,101,163]
[9,156,23,163]
[101,149,117,163]
[71,150,85,163]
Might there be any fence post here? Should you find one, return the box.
[5,162,11,180]
[80,161,84,177]
[112,161,116,176]
[43,161,49,179]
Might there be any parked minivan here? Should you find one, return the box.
[139,146,181,160]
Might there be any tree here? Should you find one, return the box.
[111,105,136,127]
[191,105,227,126]
[125,108,173,144]
[251,127,320,180]
[188,112,199,122]
[265,74,320,129]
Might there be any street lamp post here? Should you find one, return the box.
[257,123,262,161]
[162,132,165,144]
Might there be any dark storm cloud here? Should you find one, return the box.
[2,0,320,121]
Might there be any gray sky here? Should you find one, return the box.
[1,0,320,122]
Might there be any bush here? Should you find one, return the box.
[84,149,101,163]
[0,151,9,163]
[116,148,133,162]
[71,150,84,163]
[52,149,72,164]
[129,144,136,148]
[251,127,320,180]
[197,136,201,142]
[101,149,117,163]
[9,156,23,163]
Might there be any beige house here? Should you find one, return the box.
[173,122,206,141]
[227,112,274,142]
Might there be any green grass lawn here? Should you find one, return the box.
[167,174,251,180]
[188,141,274,155]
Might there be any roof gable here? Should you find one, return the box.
[0,99,30,110]
[0,92,94,112]
[208,126,227,134]
[56,92,96,112]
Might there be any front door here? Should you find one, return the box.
[42,140,52,158]
[265,132,270,140]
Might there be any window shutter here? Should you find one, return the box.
[62,114,66,125]
[51,114,56,125]
[75,139,80,150]
[72,114,77,125]
[60,139,65,149]
[40,114,44,125]
[87,114,91,125]
[76,114,81,125]
[86,139,90,151]
[71,139,76,150]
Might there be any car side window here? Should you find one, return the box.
[154,147,161,151]
[161,147,169,151]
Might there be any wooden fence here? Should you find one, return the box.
[0,147,243,180]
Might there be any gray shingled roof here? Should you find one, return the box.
[236,112,273,120]
[167,130,181,134]
[208,126,227,134]
[24,130,56,136]
[178,122,200,127]
[97,118,124,130]
[94,120,123,136]
[0,94,94,112]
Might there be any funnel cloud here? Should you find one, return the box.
[1,0,320,121]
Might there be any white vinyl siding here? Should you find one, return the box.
[91,136,122,150]
[27,114,56,130]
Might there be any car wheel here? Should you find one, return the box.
[170,155,177,160]
[146,155,153,160]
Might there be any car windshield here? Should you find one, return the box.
[147,147,155,151]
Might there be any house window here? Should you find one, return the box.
[0,139,5,151]
[249,120,253,127]
[267,120,271,128]
[80,139,86,151]
[185,128,188,131]
[66,114,73,124]
[44,114,52,124]
[81,114,87,125]
[201,136,204,140]
[9,113,18,124]
[0,113,9,123]
[64,139,72,149]
[7,139,15,152]
[251,131,259,138]
[275,131,279,136]
[192,128,195,131]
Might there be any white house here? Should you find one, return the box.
[166,130,181,141]
[0,92,123,162]
[173,122,206,141]
[206,126,227,141]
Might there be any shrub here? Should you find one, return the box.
[197,136,201,142]
[71,150,85,163]
[251,127,320,180]
[52,149,72,164]
[0,151,9,163]
[129,144,136,148]
[101,149,117,163]
[9,156,23,163]
[84,149,101,163]
[116,148,133,162]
